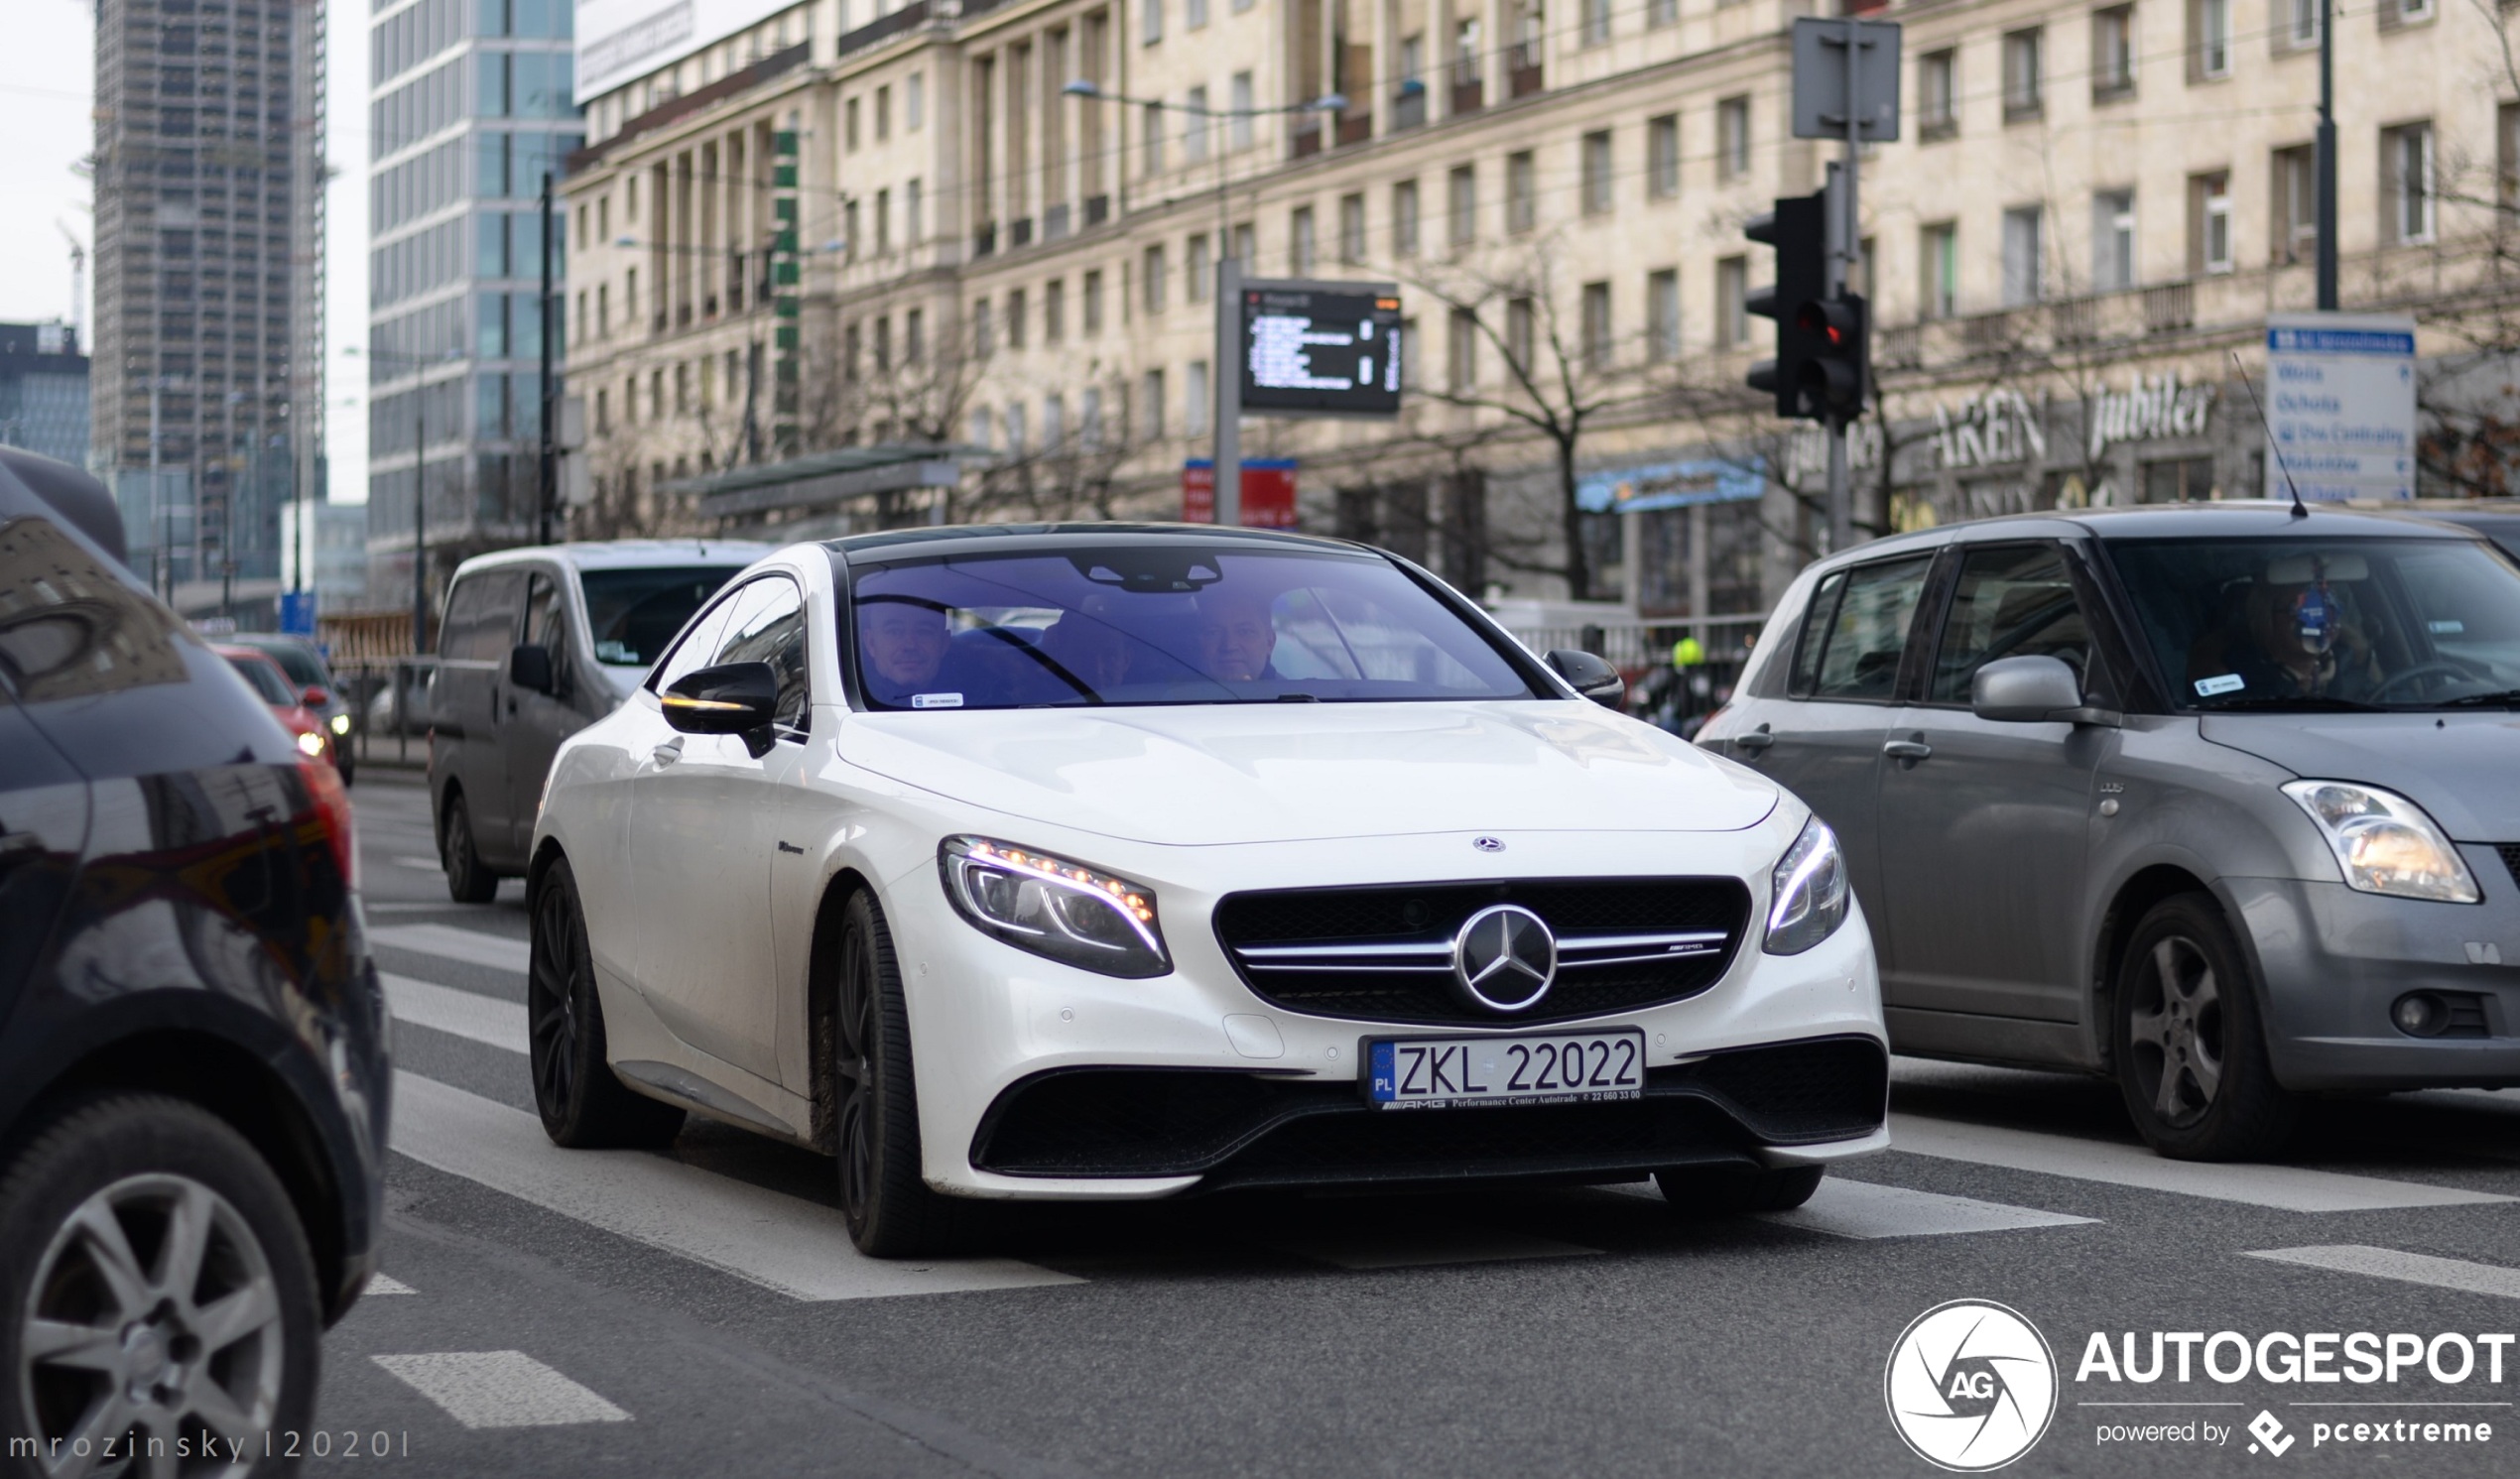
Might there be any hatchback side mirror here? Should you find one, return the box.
[661,661,778,735]
[1971,655,2117,725]
[508,643,556,695]
[1545,649,1626,707]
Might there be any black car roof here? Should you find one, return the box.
[820,522,1371,560]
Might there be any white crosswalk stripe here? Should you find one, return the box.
[390,1070,1079,1300]
[371,1351,631,1428]
[2244,1245,2520,1300]
[1762,1176,2097,1239]
[371,923,532,974]
[383,973,528,1054]
[1891,1114,2513,1213]
[365,1273,418,1295]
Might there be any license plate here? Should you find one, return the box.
[1363,1030,1646,1110]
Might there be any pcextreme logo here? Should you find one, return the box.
[1886,1299,2062,1471]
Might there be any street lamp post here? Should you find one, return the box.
[540,172,560,546]
[2316,0,2338,311]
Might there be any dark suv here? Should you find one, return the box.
[0,448,390,1465]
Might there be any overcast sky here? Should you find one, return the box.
[1,0,375,504]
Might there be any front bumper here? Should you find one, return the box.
[2230,848,2520,1090]
[886,826,1889,1199]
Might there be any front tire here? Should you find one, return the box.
[2112,893,2297,1161]
[0,1096,320,1477]
[441,790,497,904]
[1655,1164,1826,1214]
[832,891,959,1257]
[529,858,685,1149]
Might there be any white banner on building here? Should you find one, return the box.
[2262,313,2417,501]
[576,0,807,104]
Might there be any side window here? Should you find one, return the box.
[1786,571,1848,698]
[712,576,811,727]
[647,586,745,694]
[523,570,567,651]
[442,570,524,662]
[1807,556,1935,701]
[437,578,487,660]
[1928,544,2093,704]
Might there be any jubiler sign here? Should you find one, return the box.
[2262,312,2418,501]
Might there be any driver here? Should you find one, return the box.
[1194,585,1281,682]
[858,597,952,700]
[2187,563,2378,700]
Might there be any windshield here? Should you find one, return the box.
[845,545,1538,709]
[222,653,296,705]
[2105,537,2520,710]
[582,565,746,668]
[240,640,326,686]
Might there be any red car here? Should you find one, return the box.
[216,643,339,769]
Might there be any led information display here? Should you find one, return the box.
[1237,281,1404,417]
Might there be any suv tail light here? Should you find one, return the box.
[300,756,358,891]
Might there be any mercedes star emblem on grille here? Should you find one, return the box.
[1452,904,1558,1012]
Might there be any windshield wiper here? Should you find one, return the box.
[2428,688,2520,709]
[2203,695,2391,713]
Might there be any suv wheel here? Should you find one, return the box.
[1655,1164,1826,1215]
[832,891,961,1258]
[0,1096,319,1470]
[2113,893,2298,1161]
[441,790,497,904]
[530,858,685,1149]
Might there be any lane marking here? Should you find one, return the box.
[371,923,531,974]
[1892,1114,2515,1212]
[1272,1227,1600,1271]
[389,1070,1078,1301]
[371,1351,630,1428]
[1760,1176,2097,1239]
[365,1274,418,1295]
[391,855,446,871]
[383,973,528,1054]
[2244,1244,2520,1300]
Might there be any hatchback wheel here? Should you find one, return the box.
[1655,1163,1826,1215]
[2113,894,2297,1161]
[832,891,960,1257]
[441,791,497,905]
[529,858,684,1149]
[0,1096,318,1478]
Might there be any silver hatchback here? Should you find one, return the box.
[1699,503,2520,1160]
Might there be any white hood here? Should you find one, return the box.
[836,700,1780,846]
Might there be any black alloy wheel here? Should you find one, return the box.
[2113,893,2297,1161]
[832,890,960,1258]
[528,858,685,1149]
[441,791,497,905]
[1655,1163,1827,1215]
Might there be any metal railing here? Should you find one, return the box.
[329,657,439,769]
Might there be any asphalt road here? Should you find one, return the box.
[319,767,2520,1478]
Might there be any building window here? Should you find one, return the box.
[1449,165,1477,247]
[1394,180,1421,255]
[1648,114,1680,198]
[1046,280,1066,343]
[2381,0,2432,28]
[2002,205,2045,305]
[1581,131,1613,215]
[1143,245,1167,311]
[1648,0,1677,25]
[1715,256,1747,347]
[1188,0,1207,28]
[1044,394,1065,450]
[2191,0,2230,79]
[874,316,892,371]
[906,308,925,364]
[876,84,892,141]
[1291,205,1317,274]
[2091,7,2136,101]
[1507,152,1537,233]
[1230,71,1254,151]
[1141,102,1165,176]
[907,179,924,245]
[1007,288,1028,348]
[1716,96,1751,181]
[1143,0,1163,44]
[1185,85,1210,163]
[2092,189,2136,291]
[1081,386,1103,449]
[1580,282,1611,369]
[1646,269,1680,360]
[1448,306,1477,390]
[1506,296,1535,372]
[2500,102,2520,210]
[1398,317,1419,390]
[1188,233,1211,302]
[973,298,993,356]
[1142,369,1166,437]
[1186,360,1209,436]
[2003,28,2044,120]
[1338,193,1366,263]
[1920,49,1957,140]
[875,188,891,254]
[2383,121,2436,244]
[845,97,860,151]
[1921,222,1958,318]
[1006,403,1027,455]
[1083,269,1105,334]
[1581,0,1610,46]
[2190,172,2233,274]
[908,71,925,130]
[2272,143,2317,262]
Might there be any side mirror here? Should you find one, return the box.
[660,661,778,735]
[508,643,555,694]
[1971,655,2106,724]
[300,685,330,708]
[1545,649,1626,707]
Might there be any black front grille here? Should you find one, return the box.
[1213,877,1752,1026]
[969,1035,1888,1183]
[2499,844,2520,892]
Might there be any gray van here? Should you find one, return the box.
[432,541,765,901]
[1699,503,2520,1160]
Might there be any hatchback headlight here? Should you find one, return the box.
[2281,781,2479,904]
[329,712,352,734]
[1764,815,1849,955]
[939,836,1172,978]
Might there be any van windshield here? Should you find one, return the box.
[2105,537,2520,710]
[582,566,746,668]
[845,545,1537,709]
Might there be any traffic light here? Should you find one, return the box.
[1744,191,1827,422]
[1795,293,1867,419]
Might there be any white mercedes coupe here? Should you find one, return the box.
[527,526,1887,1255]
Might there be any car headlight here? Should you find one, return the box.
[330,712,352,734]
[1764,815,1849,955]
[938,836,1172,978]
[2281,781,2479,903]
[295,729,327,758]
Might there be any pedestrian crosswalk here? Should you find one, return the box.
[372,911,2520,1308]
[372,1350,633,1429]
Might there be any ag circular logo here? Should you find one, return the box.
[1883,1299,2058,1471]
